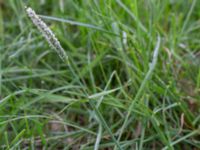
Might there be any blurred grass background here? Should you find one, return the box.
[0,0,200,149]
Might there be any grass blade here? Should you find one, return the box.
[117,36,161,144]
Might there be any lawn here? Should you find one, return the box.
[0,0,200,149]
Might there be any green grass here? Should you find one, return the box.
[1,0,200,149]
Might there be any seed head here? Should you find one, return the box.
[26,7,68,61]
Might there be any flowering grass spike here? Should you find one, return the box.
[26,7,68,62]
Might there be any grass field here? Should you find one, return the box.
[1,0,200,149]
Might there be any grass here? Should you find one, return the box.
[1,0,200,149]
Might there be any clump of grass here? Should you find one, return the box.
[26,6,122,150]
[1,0,200,149]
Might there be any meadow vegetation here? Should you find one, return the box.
[0,0,200,149]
